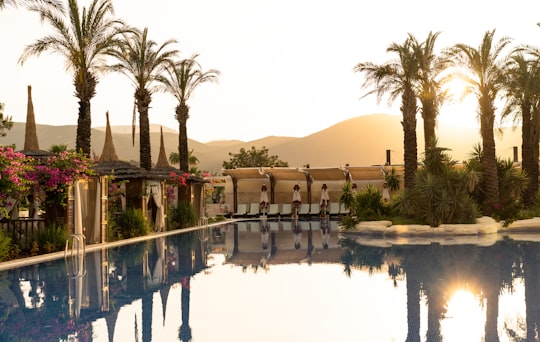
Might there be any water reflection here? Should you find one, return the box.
[1,220,540,341]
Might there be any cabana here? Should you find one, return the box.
[222,167,347,213]
[93,112,150,238]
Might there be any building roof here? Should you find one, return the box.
[20,85,53,159]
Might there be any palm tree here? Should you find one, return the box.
[354,36,419,189]
[159,54,220,172]
[19,0,128,156]
[0,0,61,9]
[501,48,540,206]
[169,148,199,168]
[412,31,449,150]
[447,29,512,214]
[109,27,179,170]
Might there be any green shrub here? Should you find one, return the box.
[0,230,12,262]
[35,223,68,254]
[114,208,149,239]
[169,201,196,229]
[352,184,386,221]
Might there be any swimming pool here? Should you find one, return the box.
[0,218,537,341]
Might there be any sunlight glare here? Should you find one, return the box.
[441,289,485,340]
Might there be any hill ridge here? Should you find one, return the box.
[0,114,522,173]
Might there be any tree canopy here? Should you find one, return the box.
[222,146,288,169]
[0,103,13,137]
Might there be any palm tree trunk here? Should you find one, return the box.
[402,87,418,189]
[480,106,499,215]
[137,89,152,171]
[76,99,92,155]
[522,106,535,206]
[177,103,190,172]
[421,99,437,151]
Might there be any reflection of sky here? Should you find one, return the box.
[89,253,529,341]
[19,280,44,309]
[190,255,408,342]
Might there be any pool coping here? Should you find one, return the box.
[0,220,230,272]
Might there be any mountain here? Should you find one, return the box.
[0,114,522,173]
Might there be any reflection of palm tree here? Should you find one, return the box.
[20,0,129,155]
[396,247,425,342]
[523,243,540,342]
[179,276,192,342]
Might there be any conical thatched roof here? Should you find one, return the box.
[20,85,52,159]
[94,111,148,179]
[149,126,178,180]
[155,126,171,169]
[24,85,39,151]
[99,111,119,162]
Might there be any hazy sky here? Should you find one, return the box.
[0,0,539,142]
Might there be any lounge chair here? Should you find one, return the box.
[310,203,322,217]
[298,203,311,216]
[280,203,292,217]
[233,203,248,218]
[246,202,260,217]
[328,202,340,216]
[267,203,280,216]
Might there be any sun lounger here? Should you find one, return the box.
[246,202,260,217]
[233,203,248,218]
[280,203,292,217]
[298,203,311,216]
[328,202,340,216]
[267,203,280,216]
[309,203,322,217]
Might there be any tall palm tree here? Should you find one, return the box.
[412,31,449,150]
[0,0,61,9]
[159,54,220,172]
[109,27,179,170]
[354,36,419,189]
[501,48,540,206]
[447,29,512,214]
[19,0,128,156]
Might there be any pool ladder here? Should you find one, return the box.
[65,233,86,278]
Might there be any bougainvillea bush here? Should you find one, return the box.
[0,146,33,218]
[25,151,96,207]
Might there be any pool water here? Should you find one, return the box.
[0,218,538,341]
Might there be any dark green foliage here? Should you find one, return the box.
[338,181,355,212]
[352,184,386,220]
[35,223,68,254]
[394,145,480,226]
[384,167,401,191]
[169,201,196,229]
[223,146,288,168]
[0,103,13,137]
[114,207,149,239]
[0,230,12,262]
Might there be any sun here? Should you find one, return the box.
[444,77,469,101]
[441,69,474,102]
